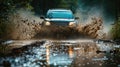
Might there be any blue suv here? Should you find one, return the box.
[41,9,79,27]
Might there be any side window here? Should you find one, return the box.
[46,12,52,18]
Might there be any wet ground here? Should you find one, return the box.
[0,39,120,67]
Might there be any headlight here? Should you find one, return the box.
[69,22,76,26]
[45,22,51,26]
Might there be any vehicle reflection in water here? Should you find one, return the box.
[47,44,73,67]
[44,41,105,67]
[68,46,74,58]
[46,45,50,67]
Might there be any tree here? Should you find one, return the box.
[111,0,120,39]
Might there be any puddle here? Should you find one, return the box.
[0,40,120,67]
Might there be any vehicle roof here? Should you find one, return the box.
[48,9,72,12]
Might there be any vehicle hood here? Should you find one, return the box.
[45,18,75,22]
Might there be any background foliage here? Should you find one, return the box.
[31,0,78,15]
[111,17,120,39]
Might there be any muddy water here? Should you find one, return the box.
[0,40,120,67]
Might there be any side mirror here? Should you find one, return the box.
[40,16,45,19]
[75,17,79,19]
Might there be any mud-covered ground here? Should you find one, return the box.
[0,39,120,67]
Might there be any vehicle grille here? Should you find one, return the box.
[51,21,69,26]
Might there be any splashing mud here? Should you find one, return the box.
[6,9,105,40]
[7,9,42,39]
[77,17,106,39]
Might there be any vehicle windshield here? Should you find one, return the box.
[47,11,74,19]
